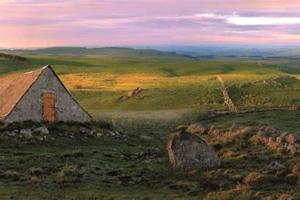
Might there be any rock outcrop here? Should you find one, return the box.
[118,87,145,101]
[182,123,300,156]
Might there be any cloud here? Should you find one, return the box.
[2,1,300,47]
[0,0,65,3]
[195,12,300,26]
[227,16,300,26]
[194,13,228,20]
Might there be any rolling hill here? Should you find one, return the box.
[1,47,300,114]
[1,47,188,61]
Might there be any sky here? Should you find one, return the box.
[1,0,300,48]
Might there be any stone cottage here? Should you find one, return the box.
[0,65,92,123]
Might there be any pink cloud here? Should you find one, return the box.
[1,0,300,47]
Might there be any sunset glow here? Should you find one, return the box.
[1,0,300,48]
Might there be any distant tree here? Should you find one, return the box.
[0,53,27,61]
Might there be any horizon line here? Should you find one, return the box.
[3,44,300,50]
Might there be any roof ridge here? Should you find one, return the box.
[0,66,46,120]
[25,65,51,74]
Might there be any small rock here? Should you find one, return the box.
[5,130,18,137]
[96,133,103,137]
[34,126,49,135]
[20,129,33,139]
[80,127,90,134]
[109,131,122,137]
[87,130,95,137]
[38,136,47,141]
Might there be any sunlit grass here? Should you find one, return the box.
[60,72,278,92]
[1,54,300,112]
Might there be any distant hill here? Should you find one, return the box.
[3,47,191,61]
[0,52,27,61]
[5,46,300,59]
[6,46,300,60]
[145,45,300,59]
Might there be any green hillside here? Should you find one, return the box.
[0,48,300,199]
[1,48,300,114]
[2,47,189,61]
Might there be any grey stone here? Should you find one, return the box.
[80,127,90,134]
[167,130,220,171]
[87,130,95,136]
[5,130,18,137]
[109,131,122,137]
[38,136,47,141]
[20,129,33,138]
[96,133,103,137]
[34,126,49,135]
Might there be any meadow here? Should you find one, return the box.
[1,49,300,114]
[0,48,300,199]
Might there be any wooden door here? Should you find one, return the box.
[43,93,56,123]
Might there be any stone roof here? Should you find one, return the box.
[0,66,47,120]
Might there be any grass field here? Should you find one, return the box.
[0,48,300,199]
[1,49,300,113]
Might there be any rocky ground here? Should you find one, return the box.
[174,123,300,199]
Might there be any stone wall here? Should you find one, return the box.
[5,67,92,123]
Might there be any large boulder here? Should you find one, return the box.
[167,130,220,171]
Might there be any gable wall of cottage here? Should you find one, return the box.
[5,68,92,123]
